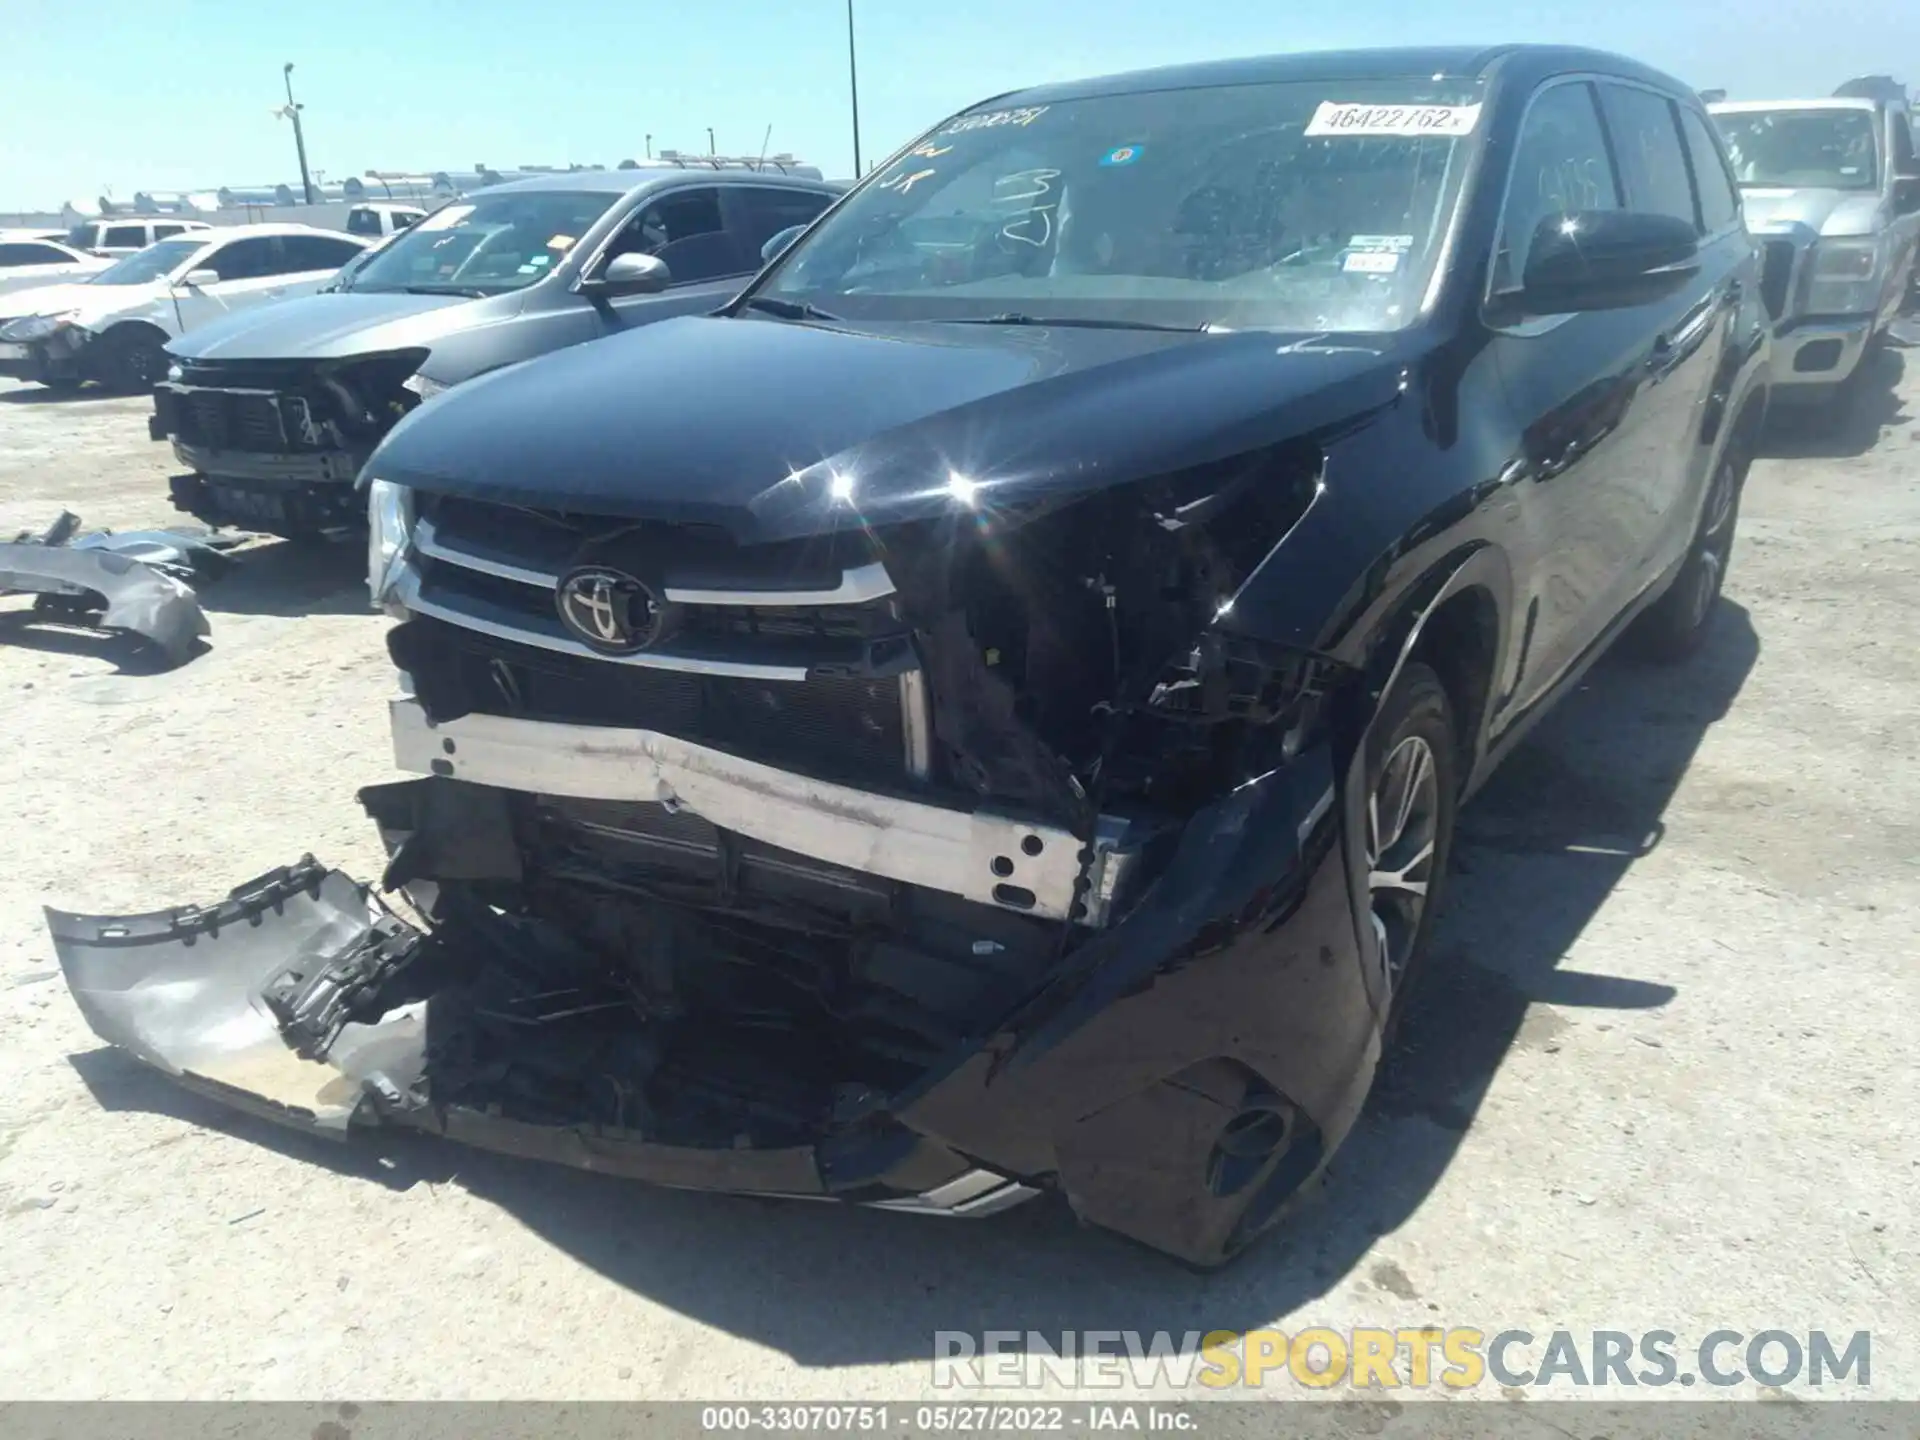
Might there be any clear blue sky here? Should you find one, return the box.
[4,0,1914,210]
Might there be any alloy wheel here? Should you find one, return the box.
[1366,732,1440,995]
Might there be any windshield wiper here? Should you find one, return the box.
[946,313,1215,334]
[738,295,844,322]
[401,284,490,299]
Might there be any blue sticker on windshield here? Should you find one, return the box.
[1101,145,1143,167]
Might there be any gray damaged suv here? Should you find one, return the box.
[1710,96,1920,412]
[152,168,843,536]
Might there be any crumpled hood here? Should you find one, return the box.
[369,313,1411,543]
[169,289,495,362]
[0,280,153,325]
[1740,187,1888,238]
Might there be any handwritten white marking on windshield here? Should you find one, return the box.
[943,105,1051,135]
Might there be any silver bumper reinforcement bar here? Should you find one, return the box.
[388,698,1133,926]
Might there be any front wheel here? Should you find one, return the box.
[96,326,170,394]
[1634,442,1743,662]
[1364,661,1458,1039]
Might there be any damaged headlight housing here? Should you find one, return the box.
[1805,236,1883,316]
[366,479,415,614]
[0,310,78,342]
[401,372,450,402]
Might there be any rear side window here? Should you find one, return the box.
[1493,81,1621,293]
[735,188,833,255]
[282,235,366,271]
[1679,108,1740,232]
[104,224,148,248]
[1600,84,1698,228]
[347,208,383,237]
[153,224,186,240]
[0,243,70,266]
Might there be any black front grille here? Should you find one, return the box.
[394,616,909,780]
[1759,239,1797,321]
[168,388,303,452]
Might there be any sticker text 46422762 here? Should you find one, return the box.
[1304,102,1483,138]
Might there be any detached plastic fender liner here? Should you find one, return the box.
[0,541,210,667]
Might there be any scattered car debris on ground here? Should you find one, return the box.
[0,511,246,668]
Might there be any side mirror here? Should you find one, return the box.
[1894,174,1920,215]
[180,268,221,288]
[760,225,806,265]
[1509,210,1700,317]
[585,251,671,296]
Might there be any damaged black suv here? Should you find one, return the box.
[51,46,1767,1267]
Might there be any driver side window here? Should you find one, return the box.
[207,237,277,281]
[608,188,738,283]
[1491,81,1622,296]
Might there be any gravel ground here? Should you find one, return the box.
[0,358,1914,1403]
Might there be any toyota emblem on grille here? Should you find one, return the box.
[555,565,662,655]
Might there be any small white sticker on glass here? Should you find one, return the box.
[1348,234,1415,252]
[416,205,475,232]
[1343,250,1402,274]
[1305,102,1483,138]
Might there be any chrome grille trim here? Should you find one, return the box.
[413,513,897,607]
[413,515,557,588]
[393,566,813,682]
[665,562,896,607]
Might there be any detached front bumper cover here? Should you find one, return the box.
[46,855,1039,1213]
[0,512,235,668]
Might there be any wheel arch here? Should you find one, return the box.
[1349,542,1516,785]
[96,317,173,348]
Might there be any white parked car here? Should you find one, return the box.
[67,217,212,257]
[0,232,111,295]
[0,224,370,392]
[345,202,427,238]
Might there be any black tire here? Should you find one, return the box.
[96,326,170,394]
[1634,439,1745,662]
[1363,660,1458,1040]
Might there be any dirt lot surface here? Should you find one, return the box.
[0,360,1915,1403]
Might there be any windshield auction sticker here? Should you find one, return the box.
[1304,102,1483,137]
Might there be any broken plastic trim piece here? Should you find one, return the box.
[0,538,213,668]
[46,860,424,1132]
[387,699,1139,925]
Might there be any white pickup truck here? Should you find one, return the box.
[0,223,369,392]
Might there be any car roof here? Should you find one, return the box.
[988,44,1690,107]
[182,223,370,241]
[1709,97,1880,114]
[470,168,834,198]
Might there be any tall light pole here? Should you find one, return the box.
[280,63,316,205]
[846,0,863,177]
